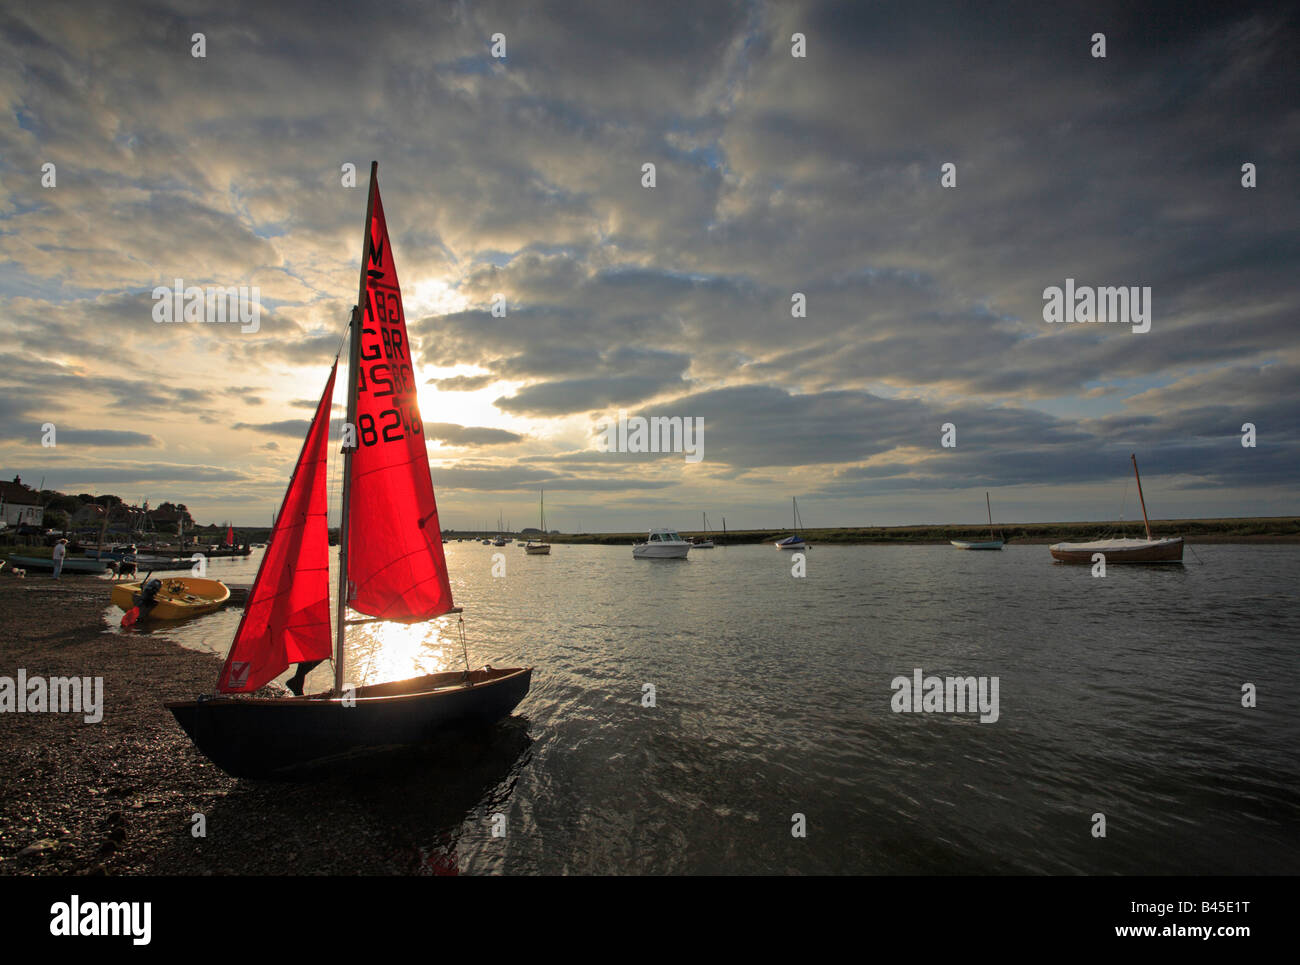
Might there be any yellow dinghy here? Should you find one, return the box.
[111,577,231,621]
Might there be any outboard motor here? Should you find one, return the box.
[137,578,163,615]
[120,574,163,629]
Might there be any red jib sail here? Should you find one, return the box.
[217,365,337,693]
[225,524,234,546]
[347,176,454,622]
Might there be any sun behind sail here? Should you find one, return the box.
[217,365,337,693]
[346,177,455,622]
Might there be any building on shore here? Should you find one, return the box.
[0,477,44,528]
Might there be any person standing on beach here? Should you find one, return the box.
[52,538,67,579]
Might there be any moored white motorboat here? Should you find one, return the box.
[632,528,691,559]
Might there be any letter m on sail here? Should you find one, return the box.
[368,231,385,269]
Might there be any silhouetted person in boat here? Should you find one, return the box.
[285,659,325,696]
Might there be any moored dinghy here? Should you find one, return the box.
[2,555,108,575]
[776,497,811,550]
[165,163,531,778]
[691,512,714,548]
[1050,454,1184,564]
[1048,536,1184,564]
[525,490,551,554]
[112,577,230,622]
[950,539,1005,551]
[951,492,1005,550]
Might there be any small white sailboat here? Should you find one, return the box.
[525,490,551,554]
[691,512,715,548]
[776,497,810,550]
[951,492,1005,550]
[632,528,691,559]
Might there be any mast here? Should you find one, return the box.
[335,160,378,695]
[97,500,111,557]
[1131,453,1152,541]
[985,491,993,539]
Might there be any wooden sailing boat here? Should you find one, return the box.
[1049,454,1183,564]
[166,163,532,778]
[525,490,551,554]
[951,492,1004,550]
[776,497,810,549]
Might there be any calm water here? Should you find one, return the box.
[109,543,1300,874]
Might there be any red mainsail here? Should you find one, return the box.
[346,177,454,622]
[217,365,337,693]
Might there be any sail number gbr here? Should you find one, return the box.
[356,318,421,447]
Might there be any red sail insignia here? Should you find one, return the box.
[217,365,337,693]
[347,177,455,622]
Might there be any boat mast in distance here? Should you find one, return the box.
[1131,453,1152,541]
[776,497,810,549]
[691,511,714,548]
[950,492,1005,550]
[1048,454,1183,564]
[526,489,551,553]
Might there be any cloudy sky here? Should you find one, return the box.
[1,0,1296,532]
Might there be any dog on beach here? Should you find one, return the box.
[109,560,138,581]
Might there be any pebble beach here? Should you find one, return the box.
[0,574,468,876]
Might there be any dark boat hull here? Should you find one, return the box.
[1049,537,1184,564]
[166,667,532,778]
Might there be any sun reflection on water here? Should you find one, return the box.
[347,615,458,686]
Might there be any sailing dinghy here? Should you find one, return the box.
[524,490,551,554]
[1049,454,1183,564]
[166,163,532,778]
[691,512,714,548]
[951,492,1004,550]
[776,497,810,550]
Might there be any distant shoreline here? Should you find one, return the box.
[441,516,1300,546]
[8,516,1298,557]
